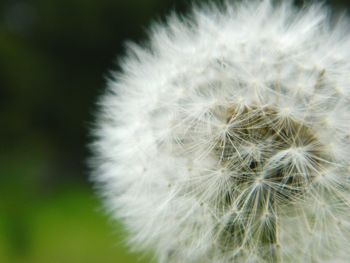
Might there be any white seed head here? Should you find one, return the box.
[91,1,350,262]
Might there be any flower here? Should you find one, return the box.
[91,1,350,262]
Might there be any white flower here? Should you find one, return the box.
[91,1,350,262]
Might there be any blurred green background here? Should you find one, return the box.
[0,1,348,263]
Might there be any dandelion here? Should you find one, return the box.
[91,1,350,262]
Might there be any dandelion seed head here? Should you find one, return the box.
[91,1,350,262]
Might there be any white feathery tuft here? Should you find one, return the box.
[91,1,350,262]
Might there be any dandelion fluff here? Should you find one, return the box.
[91,1,350,262]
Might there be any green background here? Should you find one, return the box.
[0,0,348,262]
